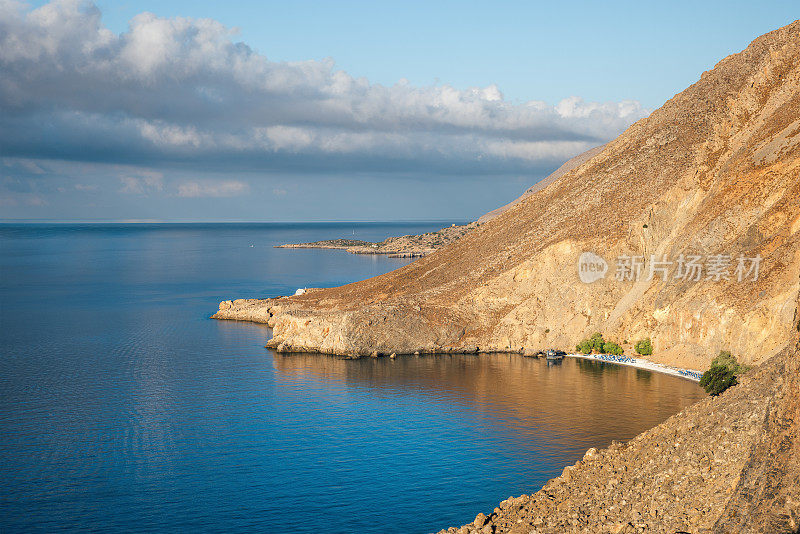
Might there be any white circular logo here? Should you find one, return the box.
[578,252,608,283]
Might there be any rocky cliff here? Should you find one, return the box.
[214,21,800,370]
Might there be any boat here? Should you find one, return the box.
[546,349,565,361]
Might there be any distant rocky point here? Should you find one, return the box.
[276,144,608,256]
[276,222,478,257]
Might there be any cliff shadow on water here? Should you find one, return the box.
[270,350,705,457]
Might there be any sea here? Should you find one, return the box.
[0,222,706,533]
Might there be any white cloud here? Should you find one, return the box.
[177,180,249,197]
[119,170,164,194]
[2,157,46,174]
[74,183,98,191]
[0,0,650,176]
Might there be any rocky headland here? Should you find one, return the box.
[214,21,800,532]
[276,222,478,257]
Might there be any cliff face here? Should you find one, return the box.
[215,21,800,370]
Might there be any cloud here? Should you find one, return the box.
[0,0,650,178]
[118,170,163,194]
[177,180,248,197]
[3,157,47,174]
[74,183,98,191]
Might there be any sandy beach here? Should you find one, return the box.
[567,352,704,381]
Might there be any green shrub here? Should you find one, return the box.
[634,338,653,356]
[699,351,750,396]
[576,333,623,355]
[699,365,738,396]
[603,341,624,356]
[589,333,605,353]
[711,350,750,374]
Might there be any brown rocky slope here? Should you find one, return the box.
[214,21,800,371]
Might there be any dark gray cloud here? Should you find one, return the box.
[0,0,649,177]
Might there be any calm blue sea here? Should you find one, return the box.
[0,223,705,533]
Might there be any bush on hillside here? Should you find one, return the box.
[699,351,751,396]
[699,365,738,396]
[634,338,653,356]
[712,350,750,375]
[589,333,605,352]
[603,341,625,356]
[577,334,604,354]
[576,333,624,355]
[602,341,624,356]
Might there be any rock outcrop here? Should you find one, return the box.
[215,21,800,370]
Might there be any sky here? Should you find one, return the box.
[1,0,797,222]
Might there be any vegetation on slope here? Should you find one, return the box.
[699,351,751,396]
[576,333,624,356]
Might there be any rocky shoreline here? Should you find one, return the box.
[214,297,703,379]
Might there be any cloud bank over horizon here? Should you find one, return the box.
[0,0,650,220]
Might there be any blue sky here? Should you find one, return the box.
[2,1,798,222]
[89,0,797,108]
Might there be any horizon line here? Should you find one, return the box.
[0,218,472,225]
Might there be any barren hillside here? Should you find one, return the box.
[215,21,800,370]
